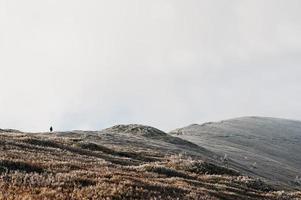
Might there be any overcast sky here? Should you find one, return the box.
[0,0,301,132]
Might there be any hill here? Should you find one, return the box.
[0,122,300,199]
[170,116,301,188]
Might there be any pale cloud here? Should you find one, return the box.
[0,0,301,131]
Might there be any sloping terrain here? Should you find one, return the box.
[0,124,300,199]
[170,117,301,188]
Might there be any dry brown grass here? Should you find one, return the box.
[0,132,300,200]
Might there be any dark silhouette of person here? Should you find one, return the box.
[50,126,53,132]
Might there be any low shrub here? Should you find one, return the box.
[167,160,240,176]
[0,160,44,174]
[141,164,191,179]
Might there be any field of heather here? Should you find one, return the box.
[0,128,300,200]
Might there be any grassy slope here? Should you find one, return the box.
[170,117,301,188]
[0,125,300,200]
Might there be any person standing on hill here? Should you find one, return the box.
[50,126,53,132]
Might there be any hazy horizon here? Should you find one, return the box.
[1,0,301,132]
[2,115,301,133]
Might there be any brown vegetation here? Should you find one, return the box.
[0,132,300,200]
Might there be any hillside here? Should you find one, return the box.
[170,117,301,188]
[0,123,300,199]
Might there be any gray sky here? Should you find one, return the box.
[1,0,301,132]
